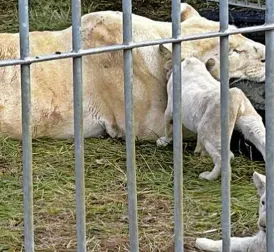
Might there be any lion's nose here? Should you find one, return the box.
[258,214,266,232]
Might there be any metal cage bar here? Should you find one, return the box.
[265,0,274,251]
[171,1,183,252]
[71,0,86,251]
[18,0,34,251]
[207,0,266,10]
[122,0,139,251]
[1,23,274,68]
[219,0,231,251]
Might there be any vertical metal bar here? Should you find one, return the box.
[265,0,274,251]
[219,0,231,251]
[19,0,34,251]
[71,0,86,251]
[122,0,139,251]
[171,1,183,252]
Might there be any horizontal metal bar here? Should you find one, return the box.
[1,23,274,67]
[207,0,265,9]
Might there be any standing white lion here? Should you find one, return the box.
[156,49,265,180]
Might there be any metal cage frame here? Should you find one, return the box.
[207,0,266,10]
[3,0,274,251]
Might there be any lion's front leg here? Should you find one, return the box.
[156,110,173,147]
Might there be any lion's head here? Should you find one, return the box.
[173,4,266,82]
[205,32,265,82]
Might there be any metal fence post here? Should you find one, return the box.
[71,0,86,251]
[122,0,139,251]
[265,0,274,251]
[171,1,183,252]
[219,0,231,251]
[18,0,34,251]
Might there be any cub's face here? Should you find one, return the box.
[253,172,266,233]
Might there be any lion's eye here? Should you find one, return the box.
[233,49,247,54]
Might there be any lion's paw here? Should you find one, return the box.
[156,136,170,147]
[199,171,218,181]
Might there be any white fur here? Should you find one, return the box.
[195,172,266,252]
[156,56,265,180]
[0,4,266,140]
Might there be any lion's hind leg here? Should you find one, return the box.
[197,96,238,180]
[194,140,208,156]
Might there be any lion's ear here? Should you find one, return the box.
[205,58,216,72]
[159,44,173,77]
[253,172,266,197]
[180,3,200,22]
[159,44,172,62]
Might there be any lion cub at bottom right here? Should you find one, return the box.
[195,171,266,252]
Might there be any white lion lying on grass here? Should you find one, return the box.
[156,46,265,180]
[0,3,266,140]
[195,171,266,252]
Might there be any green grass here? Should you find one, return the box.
[0,136,265,251]
[0,0,217,33]
[0,0,266,251]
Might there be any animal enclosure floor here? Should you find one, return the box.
[0,0,266,250]
[0,137,264,251]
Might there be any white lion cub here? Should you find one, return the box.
[195,171,266,252]
[156,45,266,180]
